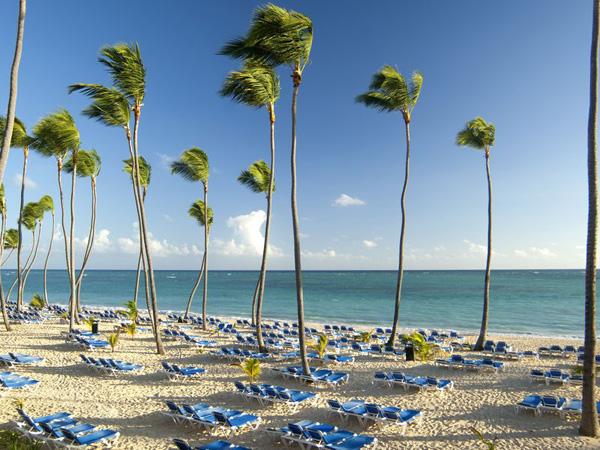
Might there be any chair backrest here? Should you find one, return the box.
[234,381,247,392]
[305,428,324,442]
[542,396,558,407]
[392,372,405,381]
[61,428,79,442]
[173,439,193,450]
[277,390,291,401]
[426,376,438,386]
[549,368,562,377]
[327,399,342,409]
[365,403,382,416]
[166,401,181,413]
[288,422,305,437]
[531,369,544,376]
[383,410,400,421]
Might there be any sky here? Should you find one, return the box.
[0,0,594,271]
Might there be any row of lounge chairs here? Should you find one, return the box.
[538,345,583,357]
[265,420,378,449]
[515,395,599,419]
[79,355,143,375]
[308,353,355,365]
[530,368,582,385]
[163,329,217,348]
[10,408,119,448]
[372,372,454,394]
[0,352,44,367]
[162,362,206,380]
[435,355,505,373]
[0,371,40,394]
[325,399,422,433]
[174,439,251,450]
[233,381,318,411]
[213,347,271,362]
[271,366,349,387]
[163,401,262,437]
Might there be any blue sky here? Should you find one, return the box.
[0,0,593,270]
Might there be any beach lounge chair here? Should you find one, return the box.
[60,427,120,448]
[546,368,570,385]
[480,358,505,373]
[39,421,98,443]
[213,411,262,437]
[7,353,44,365]
[326,399,368,425]
[324,435,378,449]
[197,441,252,450]
[540,395,566,414]
[530,369,547,384]
[548,345,565,357]
[383,409,423,432]
[305,428,355,447]
[515,395,542,416]
[372,372,393,387]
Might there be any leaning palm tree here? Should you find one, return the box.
[69,43,165,354]
[220,59,280,349]
[456,117,496,351]
[20,200,45,298]
[356,66,423,346]
[2,228,18,266]
[184,200,213,319]
[0,115,30,311]
[171,148,210,329]
[0,0,26,186]
[38,195,54,306]
[64,149,101,311]
[237,161,275,351]
[123,156,151,306]
[31,109,80,331]
[9,201,39,304]
[0,184,11,330]
[581,0,600,438]
[220,2,313,373]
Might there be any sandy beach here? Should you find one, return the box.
[0,315,599,450]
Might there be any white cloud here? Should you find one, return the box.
[363,240,377,248]
[156,152,175,170]
[93,229,113,253]
[213,210,283,257]
[163,214,173,222]
[515,247,557,259]
[14,173,37,189]
[302,249,337,259]
[434,246,446,252]
[333,194,365,207]
[463,239,487,254]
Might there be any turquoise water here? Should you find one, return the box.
[0,269,589,337]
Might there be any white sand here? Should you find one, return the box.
[1,317,599,449]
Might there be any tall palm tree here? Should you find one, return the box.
[171,148,210,329]
[0,184,11,331]
[0,0,26,186]
[356,66,423,346]
[39,195,54,306]
[237,161,275,351]
[0,115,30,311]
[9,201,39,303]
[220,3,313,373]
[2,229,18,266]
[456,117,496,351]
[220,60,280,347]
[185,200,213,319]
[31,109,80,331]
[20,200,45,297]
[581,0,600,438]
[123,156,151,306]
[64,150,101,311]
[69,43,165,354]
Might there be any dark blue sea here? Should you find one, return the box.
[0,269,589,337]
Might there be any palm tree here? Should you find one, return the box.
[185,200,213,319]
[69,43,165,354]
[237,161,275,351]
[39,195,54,306]
[456,117,496,351]
[581,0,600,438]
[0,0,26,186]
[220,3,313,373]
[356,66,423,346]
[220,60,280,348]
[123,156,151,306]
[22,198,52,298]
[0,115,30,311]
[31,109,80,331]
[2,229,18,266]
[64,150,101,311]
[171,148,210,329]
[10,201,40,304]
[0,184,11,331]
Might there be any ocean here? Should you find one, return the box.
[0,269,589,338]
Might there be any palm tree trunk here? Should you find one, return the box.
[201,183,209,331]
[131,114,164,354]
[185,252,205,318]
[7,229,35,302]
[290,70,310,374]
[255,111,276,353]
[1,249,14,267]
[133,189,147,306]
[474,152,493,351]
[251,277,260,326]
[20,221,41,297]
[388,120,411,347]
[0,210,12,331]
[75,177,96,310]
[68,153,77,332]
[56,157,73,325]
[16,148,27,310]
[43,211,54,306]
[0,0,26,186]
[581,0,600,437]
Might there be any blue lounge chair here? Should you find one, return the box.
[540,395,566,414]
[324,435,378,449]
[515,395,542,416]
[60,427,120,448]
[546,368,570,385]
[530,369,547,384]
[213,411,262,437]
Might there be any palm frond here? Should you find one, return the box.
[123,156,151,187]
[3,229,18,249]
[69,83,131,127]
[0,115,31,149]
[237,160,274,194]
[31,108,80,158]
[98,42,146,103]
[171,147,209,183]
[220,60,280,108]
[189,200,213,228]
[357,65,423,115]
[21,202,40,230]
[63,149,101,178]
[37,195,54,213]
[456,117,496,150]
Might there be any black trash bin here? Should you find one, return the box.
[405,344,415,361]
[91,321,99,334]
